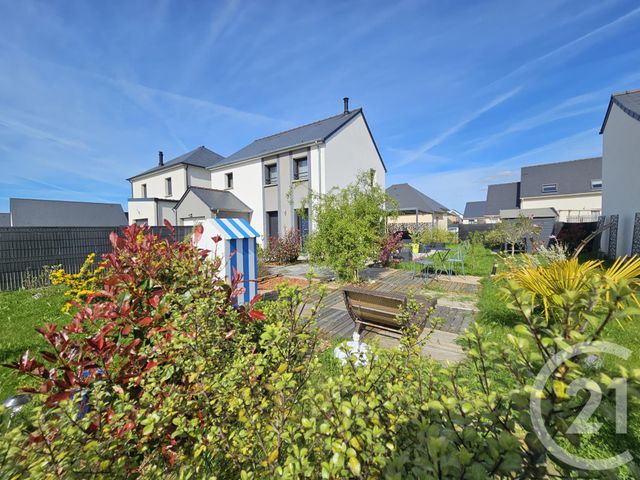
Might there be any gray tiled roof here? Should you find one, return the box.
[10,198,128,227]
[214,109,365,167]
[463,201,486,219]
[600,89,640,134]
[179,187,252,213]
[128,146,225,180]
[485,182,520,216]
[520,157,602,198]
[0,213,10,226]
[386,183,448,213]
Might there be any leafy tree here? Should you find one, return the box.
[486,215,542,254]
[305,171,396,282]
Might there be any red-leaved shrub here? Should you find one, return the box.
[264,228,301,264]
[379,231,404,266]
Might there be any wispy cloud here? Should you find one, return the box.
[490,6,640,87]
[0,115,87,150]
[393,87,522,167]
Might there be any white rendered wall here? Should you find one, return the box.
[323,114,386,191]
[210,160,265,242]
[131,165,187,200]
[602,103,640,256]
[520,194,601,222]
[128,200,158,226]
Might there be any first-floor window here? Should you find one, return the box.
[226,173,234,189]
[165,177,172,196]
[293,157,308,180]
[141,184,147,198]
[265,164,278,185]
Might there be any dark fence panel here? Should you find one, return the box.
[0,226,192,291]
[457,224,496,241]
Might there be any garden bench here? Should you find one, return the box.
[342,286,436,336]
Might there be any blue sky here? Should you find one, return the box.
[1,0,640,213]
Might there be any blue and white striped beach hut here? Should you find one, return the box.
[194,218,260,305]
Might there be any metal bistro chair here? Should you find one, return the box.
[446,244,467,276]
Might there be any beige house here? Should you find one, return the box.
[600,89,640,256]
[519,157,602,223]
[386,183,449,230]
[127,147,224,226]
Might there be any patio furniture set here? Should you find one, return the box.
[403,242,469,280]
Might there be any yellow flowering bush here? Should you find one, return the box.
[49,253,104,312]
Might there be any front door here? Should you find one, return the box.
[296,208,309,245]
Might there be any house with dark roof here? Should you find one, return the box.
[600,89,640,256]
[174,187,253,226]
[9,198,127,227]
[519,157,602,222]
[484,182,521,222]
[127,146,225,226]
[207,98,385,242]
[462,201,487,224]
[386,183,449,230]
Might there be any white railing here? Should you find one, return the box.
[565,215,600,223]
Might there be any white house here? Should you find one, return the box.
[600,89,640,256]
[127,147,224,226]
[126,99,386,243]
[519,157,602,223]
[207,99,386,243]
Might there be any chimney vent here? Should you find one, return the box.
[158,151,164,166]
[343,97,349,115]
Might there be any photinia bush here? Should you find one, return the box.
[2,224,640,479]
[264,228,301,264]
[379,231,404,266]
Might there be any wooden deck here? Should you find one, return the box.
[308,268,478,362]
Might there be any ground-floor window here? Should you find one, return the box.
[135,218,148,226]
[296,208,309,245]
[267,211,279,239]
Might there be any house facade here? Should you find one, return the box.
[600,90,640,256]
[207,101,386,242]
[125,100,386,244]
[462,201,487,224]
[519,157,602,223]
[127,147,224,226]
[386,183,449,230]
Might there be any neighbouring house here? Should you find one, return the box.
[0,213,9,227]
[519,157,602,223]
[386,183,449,231]
[462,201,487,224]
[8,198,127,227]
[600,89,640,256]
[127,146,225,226]
[484,182,521,223]
[207,99,386,243]
[174,186,253,225]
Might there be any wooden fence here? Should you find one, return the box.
[0,226,193,291]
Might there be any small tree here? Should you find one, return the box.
[306,171,396,282]
[487,215,541,255]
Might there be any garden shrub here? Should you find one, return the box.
[306,171,396,281]
[264,228,301,264]
[2,224,640,478]
[378,231,404,266]
[49,253,104,312]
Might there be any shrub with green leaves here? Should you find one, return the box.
[305,171,397,282]
[2,224,639,479]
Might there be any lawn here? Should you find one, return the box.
[393,243,497,277]
[0,286,68,400]
[475,276,640,479]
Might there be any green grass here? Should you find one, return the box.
[0,286,68,400]
[475,277,640,478]
[394,244,497,277]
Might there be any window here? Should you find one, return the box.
[265,164,278,185]
[296,208,309,245]
[267,211,279,239]
[293,157,308,180]
[225,173,233,189]
[141,184,147,198]
[591,179,602,190]
[135,218,148,226]
[165,177,172,196]
[541,183,557,194]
